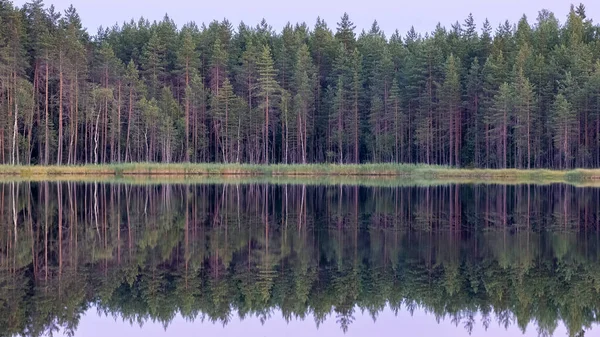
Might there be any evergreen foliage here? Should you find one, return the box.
[1,2,600,168]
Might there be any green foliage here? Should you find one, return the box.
[1,2,600,168]
[551,93,578,168]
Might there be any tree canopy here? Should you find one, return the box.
[1,2,600,168]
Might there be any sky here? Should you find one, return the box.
[10,0,600,37]
[57,305,580,337]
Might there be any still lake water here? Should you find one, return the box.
[1,181,599,337]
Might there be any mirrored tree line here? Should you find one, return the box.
[2,1,600,167]
[2,182,600,336]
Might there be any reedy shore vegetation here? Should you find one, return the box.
[0,163,599,184]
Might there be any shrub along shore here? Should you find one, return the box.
[0,163,599,183]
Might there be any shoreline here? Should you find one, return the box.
[0,163,599,183]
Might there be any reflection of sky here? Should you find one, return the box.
[51,305,584,337]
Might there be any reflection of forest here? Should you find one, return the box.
[1,182,600,337]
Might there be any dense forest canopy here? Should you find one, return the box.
[2,182,600,337]
[1,1,600,167]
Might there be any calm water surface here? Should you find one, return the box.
[1,182,599,337]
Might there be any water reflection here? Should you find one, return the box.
[1,182,599,337]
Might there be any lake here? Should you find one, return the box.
[1,181,599,337]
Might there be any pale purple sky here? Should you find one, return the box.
[11,0,600,37]
[55,305,584,337]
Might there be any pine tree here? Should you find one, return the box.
[124,60,142,162]
[189,72,208,162]
[141,32,166,99]
[157,86,181,162]
[350,49,362,163]
[178,29,198,161]
[256,45,278,164]
[310,18,335,161]
[488,83,512,168]
[332,77,345,164]
[440,54,462,166]
[551,93,578,169]
[293,44,315,164]
[588,61,600,166]
[210,77,239,162]
[481,51,507,167]
[209,37,228,96]
[335,13,356,51]
[0,3,27,165]
[389,78,405,163]
[513,69,536,168]
[465,58,482,166]
[2,2,600,168]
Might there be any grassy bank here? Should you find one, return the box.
[0,163,599,183]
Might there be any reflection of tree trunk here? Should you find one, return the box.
[564,186,568,231]
[527,185,530,230]
[455,185,460,233]
[11,183,17,245]
[74,183,79,270]
[116,186,121,264]
[44,182,49,281]
[503,185,507,245]
[265,184,269,256]
[67,182,74,267]
[284,184,288,230]
[45,54,50,165]
[103,185,108,270]
[299,184,306,233]
[125,186,132,257]
[28,183,36,278]
[354,186,358,258]
[584,189,588,232]
[94,182,100,239]
[185,186,189,287]
[58,183,62,277]
[236,184,240,230]
[338,185,342,229]
[449,186,454,231]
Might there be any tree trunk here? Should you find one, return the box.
[45,54,50,165]
[265,93,269,164]
[12,97,18,165]
[503,107,507,169]
[354,85,359,163]
[117,82,121,162]
[94,111,100,164]
[185,61,190,162]
[74,69,79,164]
[28,63,38,165]
[57,55,64,165]
[125,87,133,162]
[527,104,531,169]
[225,93,229,163]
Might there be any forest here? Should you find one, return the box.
[1,1,600,168]
[1,183,600,337]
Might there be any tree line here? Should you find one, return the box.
[1,1,600,167]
